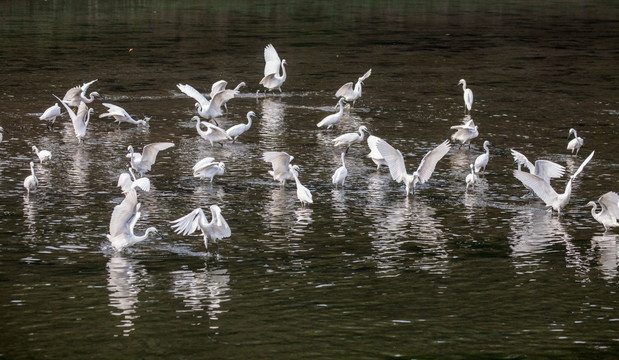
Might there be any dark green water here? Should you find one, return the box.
[1,1,618,359]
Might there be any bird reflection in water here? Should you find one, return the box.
[258,98,286,149]
[107,255,149,336]
[591,234,619,280]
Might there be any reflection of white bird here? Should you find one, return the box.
[291,166,313,206]
[107,189,159,251]
[192,157,225,182]
[259,44,287,93]
[465,164,478,192]
[332,152,348,188]
[335,69,371,107]
[567,128,583,156]
[117,168,151,194]
[32,145,52,164]
[127,142,175,176]
[54,95,94,144]
[171,205,231,253]
[586,192,619,231]
[62,79,100,107]
[190,116,231,146]
[209,80,246,112]
[24,161,38,194]
[450,118,478,147]
[39,103,61,130]
[457,79,474,114]
[366,135,387,170]
[333,125,370,153]
[474,140,491,173]
[177,83,233,123]
[510,149,565,184]
[514,150,594,215]
[226,111,259,142]
[377,138,451,195]
[263,151,296,185]
[100,103,148,127]
[317,97,346,129]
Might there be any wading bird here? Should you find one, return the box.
[32,145,52,164]
[263,151,296,186]
[62,79,100,108]
[23,161,38,194]
[586,192,619,231]
[510,149,565,184]
[190,116,231,146]
[465,164,478,192]
[335,69,372,107]
[567,128,583,156]
[259,44,287,94]
[192,157,226,182]
[209,80,246,112]
[332,152,348,188]
[127,142,175,176]
[291,165,313,206]
[450,118,478,148]
[333,125,370,153]
[317,97,346,129]
[457,79,474,114]
[177,83,234,124]
[171,205,231,255]
[117,168,151,194]
[474,140,491,173]
[39,103,61,130]
[226,111,259,142]
[107,189,159,251]
[54,95,94,145]
[100,103,149,127]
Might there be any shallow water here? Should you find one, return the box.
[1,1,619,358]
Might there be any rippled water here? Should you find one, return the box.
[1,1,619,358]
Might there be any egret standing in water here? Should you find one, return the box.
[513,150,594,215]
[23,161,38,195]
[190,116,231,146]
[127,142,175,176]
[100,103,149,127]
[333,125,370,153]
[450,118,478,148]
[335,69,371,107]
[474,140,491,174]
[32,145,52,164]
[457,79,474,114]
[177,83,233,125]
[332,152,348,188]
[62,79,100,108]
[465,164,478,192]
[107,189,159,251]
[567,128,583,156]
[192,157,226,183]
[259,44,287,94]
[39,103,61,130]
[317,97,347,129]
[263,151,296,186]
[226,111,260,142]
[171,205,231,255]
[54,95,94,145]
[291,165,313,206]
[586,192,619,231]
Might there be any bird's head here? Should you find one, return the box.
[360,125,371,135]
[190,116,200,123]
[91,91,101,98]
[457,79,466,86]
[282,59,287,65]
[31,145,37,152]
[585,201,596,208]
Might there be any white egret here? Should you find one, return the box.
[335,69,372,107]
[177,83,233,124]
[100,103,148,127]
[259,44,287,93]
[332,152,348,188]
[171,205,231,254]
[465,164,478,192]
[366,135,387,170]
[333,125,370,153]
[32,145,52,164]
[474,140,491,173]
[23,161,38,194]
[192,157,225,182]
[226,111,259,142]
[450,118,478,147]
[53,95,94,145]
[0,126,6,142]
[263,151,295,185]
[209,80,246,112]
[510,149,565,183]
[190,116,231,146]
[377,138,451,196]
[291,165,313,206]
[514,150,594,215]
[586,192,619,231]
[39,103,61,130]
[567,128,583,156]
[127,142,175,176]
[107,189,159,251]
[457,79,474,114]
[317,97,346,129]
[117,168,151,194]
[62,79,100,107]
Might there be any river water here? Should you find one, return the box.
[1,1,619,359]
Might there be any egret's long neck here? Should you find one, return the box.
[341,153,346,167]
[30,164,35,176]
[355,80,363,95]
[247,115,253,126]
[461,81,467,91]
[280,62,287,81]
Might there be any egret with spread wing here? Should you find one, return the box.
[259,44,287,93]
[171,205,231,254]
[335,69,371,107]
[100,103,148,127]
[192,157,225,182]
[586,192,619,231]
[177,83,233,124]
[62,79,99,107]
[117,168,151,194]
[54,95,94,145]
[127,142,175,176]
[510,149,565,184]
[107,189,158,251]
[263,151,296,185]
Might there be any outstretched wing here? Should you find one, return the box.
[192,157,215,172]
[177,83,209,106]
[335,82,354,98]
[359,69,372,82]
[170,208,206,236]
[510,149,534,173]
[100,103,130,118]
[207,205,231,240]
[140,142,175,169]
[263,151,293,176]
[599,192,619,220]
[210,80,228,98]
[513,170,558,206]
[263,44,281,76]
[572,150,595,179]
[375,138,407,183]
[117,172,133,193]
[534,160,565,182]
[416,140,451,184]
[366,135,383,159]
[109,189,139,237]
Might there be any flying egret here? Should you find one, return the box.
[192,157,225,182]
[450,118,479,148]
[190,116,231,146]
[226,111,260,142]
[171,205,231,254]
[99,103,149,127]
[332,152,348,188]
[567,128,583,156]
[126,142,175,176]
[376,138,451,196]
[39,103,61,130]
[335,69,371,107]
[263,151,296,185]
[457,79,474,114]
[117,167,151,194]
[177,83,233,125]
[366,135,387,170]
[290,165,313,206]
[53,95,94,145]
[513,150,594,215]
[62,79,100,107]
[317,97,346,129]
[474,140,491,173]
[32,145,52,164]
[107,189,159,251]
[259,44,287,94]
[333,125,370,153]
[510,149,565,184]
[209,80,246,112]
[586,192,619,231]
[465,164,478,192]
[24,161,38,194]
[0,126,6,142]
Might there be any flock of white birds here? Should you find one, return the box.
[15,43,619,255]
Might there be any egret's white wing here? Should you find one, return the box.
[177,83,209,106]
[109,189,139,237]
[81,79,98,92]
[375,138,407,183]
[366,135,383,159]
[210,80,227,98]
[534,160,565,181]
[263,151,293,175]
[572,150,594,179]
[192,157,215,172]
[513,170,558,207]
[100,103,130,118]
[416,140,451,184]
[208,205,231,240]
[117,172,133,193]
[510,149,534,173]
[599,192,619,220]
[226,123,247,138]
[263,44,281,76]
[335,82,354,98]
[40,104,61,120]
[132,177,151,193]
[210,90,236,111]
[171,208,206,236]
[359,69,372,82]
[74,102,90,133]
[193,162,220,176]
[139,142,174,169]
[204,123,232,142]
[53,94,77,121]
